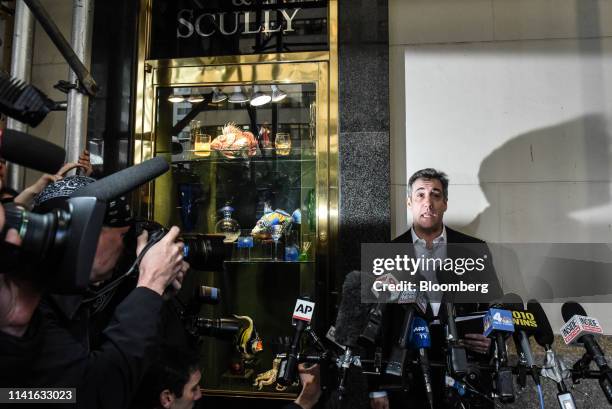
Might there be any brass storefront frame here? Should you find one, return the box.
[133,0,339,400]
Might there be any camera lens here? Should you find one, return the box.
[181,233,225,271]
[3,203,70,259]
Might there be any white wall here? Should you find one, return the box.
[390,0,612,331]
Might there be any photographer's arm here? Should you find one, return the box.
[82,226,189,408]
[13,162,86,209]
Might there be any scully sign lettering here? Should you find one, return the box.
[150,0,328,59]
[177,8,301,38]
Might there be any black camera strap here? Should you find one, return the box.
[82,231,165,303]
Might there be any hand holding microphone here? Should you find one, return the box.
[294,363,322,409]
[462,334,491,355]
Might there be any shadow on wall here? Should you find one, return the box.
[460,114,612,301]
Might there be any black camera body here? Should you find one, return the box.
[134,219,226,272]
[2,197,106,293]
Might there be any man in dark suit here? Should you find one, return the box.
[369,168,501,409]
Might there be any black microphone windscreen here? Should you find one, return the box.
[73,157,169,201]
[334,271,371,347]
[0,129,65,174]
[502,292,524,311]
[561,301,587,322]
[527,299,554,347]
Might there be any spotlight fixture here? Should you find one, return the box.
[271,85,287,103]
[211,87,228,103]
[250,86,271,107]
[187,94,205,104]
[168,94,185,103]
[228,86,248,103]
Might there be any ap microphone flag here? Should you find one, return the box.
[292,298,315,323]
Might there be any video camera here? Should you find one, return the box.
[1,198,105,293]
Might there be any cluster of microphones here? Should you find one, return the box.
[273,271,612,409]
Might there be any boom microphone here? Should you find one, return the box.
[561,302,612,403]
[0,129,65,174]
[73,156,169,201]
[528,300,576,409]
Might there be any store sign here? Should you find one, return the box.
[150,0,329,59]
[177,8,301,38]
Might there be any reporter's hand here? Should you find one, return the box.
[77,150,93,176]
[462,333,491,355]
[370,395,389,409]
[136,227,187,296]
[14,173,62,208]
[294,363,321,409]
[56,162,86,177]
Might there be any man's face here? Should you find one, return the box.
[408,178,447,233]
[90,226,130,283]
[166,370,202,409]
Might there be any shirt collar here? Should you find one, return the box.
[411,225,446,246]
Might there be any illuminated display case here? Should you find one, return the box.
[134,0,338,399]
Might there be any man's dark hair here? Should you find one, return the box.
[134,345,200,408]
[408,168,449,200]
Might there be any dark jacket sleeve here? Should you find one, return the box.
[83,287,163,409]
[283,403,303,409]
[0,310,43,387]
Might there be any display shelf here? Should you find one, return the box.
[163,147,316,164]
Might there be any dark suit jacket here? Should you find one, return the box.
[368,226,500,408]
[392,226,501,308]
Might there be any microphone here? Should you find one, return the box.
[442,302,468,378]
[503,293,540,388]
[332,271,372,399]
[528,300,576,409]
[277,297,315,387]
[483,306,515,403]
[384,289,428,377]
[358,273,399,347]
[409,316,434,409]
[561,302,612,403]
[72,156,169,201]
[0,72,64,127]
[0,129,65,174]
[334,271,372,347]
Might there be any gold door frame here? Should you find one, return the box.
[133,0,339,336]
